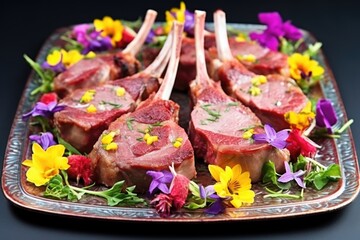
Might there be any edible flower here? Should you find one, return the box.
[173,137,183,148]
[39,92,58,104]
[315,98,338,133]
[288,53,324,82]
[72,24,112,54]
[29,132,56,150]
[253,124,289,149]
[249,12,302,51]
[286,129,318,159]
[284,101,315,131]
[22,143,69,187]
[150,163,190,216]
[67,155,93,186]
[164,1,195,35]
[278,161,306,188]
[242,128,254,139]
[146,170,173,194]
[41,50,66,73]
[80,90,96,103]
[94,16,124,46]
[22,100,65,121]
[101,131,118,151]
[208,164,255,208]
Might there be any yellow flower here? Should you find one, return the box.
[143,133,159,145]
[86,104,97,113]
[46,50,62,66]
[61,49,84,67]
[288,53,324,81]
[237,54,256,63]
[115,87,126,97]
[173,137,183,148]
[284,101,315,130]
[242,128,254,139]
[164,1,186,34]
[251,75,267,86]
[235,32,247,42]
[80,90,96,103]
[22,143,69,187]
[249,86,261,96]
[208,164,255,208]
[101,131,117,145]
[94,16,123,46]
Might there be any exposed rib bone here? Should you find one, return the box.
[213,10,233,61]
[155,22,184,100]
[122,9,157,56]
[194,10,211,86]
[142,30,172,78]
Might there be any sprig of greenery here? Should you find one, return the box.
[23,54,55,96]
[44,171,146,206]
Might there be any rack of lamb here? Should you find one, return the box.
[88,22,196,193]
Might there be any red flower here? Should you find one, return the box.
[286,129,317,160]
[169,173,190,210]
[39,92,58,104]
[150,193,172,217]
[67,155,93,186]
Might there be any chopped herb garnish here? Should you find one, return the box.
[100,100,122,109]
[126,118,135,130]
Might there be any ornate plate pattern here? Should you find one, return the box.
[2,23,360,222]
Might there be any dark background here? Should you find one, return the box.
[1,0,360,239]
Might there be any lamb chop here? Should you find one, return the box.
[188,10,289,183]
[88,22,196,193]
[213,10,309,131]
[53,27,174,154]
[54,9,157,98]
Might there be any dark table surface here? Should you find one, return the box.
[1,1,360,239]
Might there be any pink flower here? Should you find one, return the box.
[67,155,93,186]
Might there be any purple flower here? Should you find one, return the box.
[29,132,56,150]
[146,170,173,194]
[72,24,112,54]
[184,10,195,34]
[253,124,289,149]
[250,12,302,50]
[316,99,338,133]
[278,161,306,188]
[22,101,65,121]
[145,29,156,43]
[41,61,66,73]
[199,184,216,199]
[205,196,225,215]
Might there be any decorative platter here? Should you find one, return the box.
[2,22,360,222]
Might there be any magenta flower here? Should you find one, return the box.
[253,124,289,149]
[315,99,338,133]
[249,12,303,50]
[146,170,173,194]
[183,9,195,34]
[278,161,306,188]
[72,24,112,54]
[29,132,56,150]
[22,101,65,121]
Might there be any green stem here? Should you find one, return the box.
[336,119,354,134]
[304,157,326,169]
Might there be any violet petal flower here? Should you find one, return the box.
[205,197,225,215]
[29,132,56,150]
[278,161,306,188]
[316,98,338,133]
[199,184,215,199]
[41,61,66,73]
[250,11,302,50]
[283,21,303,40]
[253,124,289,149]
[145,29,156,43]
[146,170,173,194]
[184,10,195,34]
[22,101,65,121]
